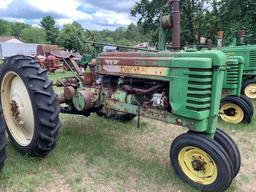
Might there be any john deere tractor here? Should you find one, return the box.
[220,56,253,123]
[166,33,254,124]
[220,31,256,100]
[0,1,242,191]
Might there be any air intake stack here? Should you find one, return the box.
[158,0,180,51]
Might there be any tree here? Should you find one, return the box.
[131,0,209,46]
[217,0,256,45]
[20,27,47,44]
[57,22,87,53]
[11,22,30,38]
[0,19,12,36]
[40,16,59,44]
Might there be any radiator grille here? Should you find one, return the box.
[249,51,256,66]
[186,69,212,112]
[225,60,239,85]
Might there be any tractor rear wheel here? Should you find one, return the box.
[170,132,233,192]
[214,128,241,178]
[242,79,256,99]
[220,96,252,124]
[0,111,7,169]
[0,55,61,157]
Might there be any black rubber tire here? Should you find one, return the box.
[214,128,241,178]
[220,95,252,124]
[0,64,7,169]
[241,79,256,99]
[0,110,7,169]
[110,114,136,122]
[0,55,61,157]
[97,111,136,122]
[170,133,233,192]
[240,94,254,116]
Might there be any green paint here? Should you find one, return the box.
[223,56,244,96]
[221,45,256,75]
[73,92,86,111]
[158,23,166,51]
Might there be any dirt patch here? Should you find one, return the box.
[36,171,72,192]
[117,118,186,164]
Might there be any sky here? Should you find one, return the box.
[0,0,139,30]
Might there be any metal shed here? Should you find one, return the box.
[0,43,38,59]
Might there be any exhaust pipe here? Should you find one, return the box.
[170,0,180,51]
[158,0,180,51]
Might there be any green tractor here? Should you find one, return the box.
[0,1,242,191]
[158,14,253,124]
[220,56,253,123]
[220,32,256,99]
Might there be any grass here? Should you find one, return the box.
[0,71,255,192]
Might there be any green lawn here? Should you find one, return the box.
[0,72,255,192]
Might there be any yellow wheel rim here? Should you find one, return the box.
[178,146,217,185]
[1,72,35,146]
[244,83,256,99]
[220,103,244,123]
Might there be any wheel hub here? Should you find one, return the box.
[10,100,21,123]
[10,94,25,125]
[223,107,236,116]
[192,156,206,172]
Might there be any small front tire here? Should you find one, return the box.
[170,133,233,192]
[220,96,252,124]
[242,79,256,99]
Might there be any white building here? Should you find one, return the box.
[0,36,23,44]
[0,36,38,59]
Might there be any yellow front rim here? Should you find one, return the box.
[178,146,217,185]
[244,83,256,99]
[220,103,244,123]
[1,72,35,146]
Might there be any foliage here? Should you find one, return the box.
[131,0,211,45]
[132,0,256,46]
[20,27,47,44]
[0,19,12,36]
[57,22,88,53]
[10,22,30,38]
[40,16,59,44]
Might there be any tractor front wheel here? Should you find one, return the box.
[220,96,252,124]
[170,132,233,192]
[242,79,256,99]
[0,55,61,157]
